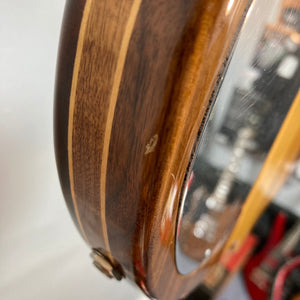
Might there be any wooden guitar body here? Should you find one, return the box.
[54,0,300,299]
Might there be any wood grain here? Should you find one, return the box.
[70,0,136,249]
[100,0,142,258]
[54,0,87,234]
[55,0,251,298]
[68,0,92,244]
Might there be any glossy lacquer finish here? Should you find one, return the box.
[176,0,300,275]
[54,0,250,299]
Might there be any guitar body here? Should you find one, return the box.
[53,0,289,299]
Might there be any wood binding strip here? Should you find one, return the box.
[100,0,142,257]
[67,0,142,255]
[68,0,93,244]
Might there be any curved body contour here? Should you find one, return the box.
[54,0,250,299]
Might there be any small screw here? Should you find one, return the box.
[90,249,123,281]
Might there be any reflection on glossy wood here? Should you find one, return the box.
[55,0,250,299]
[224,89,300,253]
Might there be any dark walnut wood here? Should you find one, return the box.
[54,0,251,299]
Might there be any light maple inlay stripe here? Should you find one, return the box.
[225,89,300,251]
[68,0,93,244]
[100,0,142,255]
